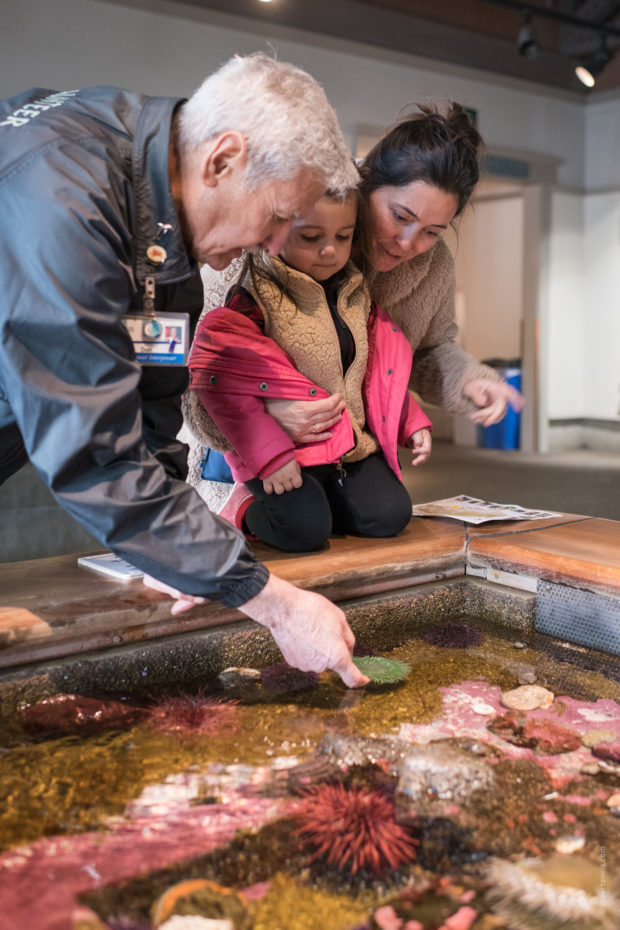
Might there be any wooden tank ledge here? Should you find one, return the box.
[0,512,618,670]
[0,518,464,670]
[467,515,620,597]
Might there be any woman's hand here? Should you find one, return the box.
[263,458,302,495]
[265,393,345,444]
[463,378,524,427]
[407,427,432,465]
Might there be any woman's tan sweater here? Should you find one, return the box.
[367,237,500,415]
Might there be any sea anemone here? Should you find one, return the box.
[295,782,418,876]
[260,662,320,693]
[424,622,482,649]
[144,692,238,738]
[353,656,411,684]
[485,853,618,930]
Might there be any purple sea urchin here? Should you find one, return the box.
[424,622,482,648]
[144,693,238,737]
[295,782,418,876]
[260,662,320,693]
[353,641,379,657]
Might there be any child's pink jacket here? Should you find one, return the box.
[189,302,432,483]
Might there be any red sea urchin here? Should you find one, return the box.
[295,782,418,876]
[144,692,239,737]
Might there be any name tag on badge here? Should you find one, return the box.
[124,313,190,366]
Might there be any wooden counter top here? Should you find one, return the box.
[2,511,619,671]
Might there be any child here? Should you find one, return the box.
[188,189,432,552]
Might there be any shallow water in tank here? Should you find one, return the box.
[1,618,619,930]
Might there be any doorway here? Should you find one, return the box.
[445,177,526,448]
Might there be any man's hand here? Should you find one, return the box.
[240,573,370,688]
[263,458,302,494]
[142,574,206,616]
[463,378,524,427]
[265,393,345,444]
[407,427,432,466]
[142,572,368,689]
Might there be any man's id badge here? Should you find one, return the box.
[124,313,190,366]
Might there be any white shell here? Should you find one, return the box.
[555,834,586,854]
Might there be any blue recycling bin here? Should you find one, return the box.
[200,447,234,483]
[479,360,522,450]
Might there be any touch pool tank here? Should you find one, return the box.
[1,573,619,930]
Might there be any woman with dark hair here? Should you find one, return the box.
[283,102,523,447]
[187,102,523,505]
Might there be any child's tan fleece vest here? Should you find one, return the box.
[250,258,379,463]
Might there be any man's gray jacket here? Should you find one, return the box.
[0,85,268,606]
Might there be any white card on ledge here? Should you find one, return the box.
[77,552,144,580]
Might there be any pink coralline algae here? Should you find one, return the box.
[144,693,238,737]
[0,784,296,930]
[397,682,620,786]
[295,782,418,876]
[440,907,478,930]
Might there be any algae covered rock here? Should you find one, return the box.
[488,711,582,754]
[500,684,554,711]
[396,740,494,812]
[19,692,143,736]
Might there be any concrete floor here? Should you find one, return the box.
[1,441,619,563]
[401,440,620,522]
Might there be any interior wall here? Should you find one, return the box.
[2,0,586,187]
[547,191,586,420]
[450,194,524,364]
[581,96,620,433]
[582,192,620,421]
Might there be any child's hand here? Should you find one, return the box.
[263,458,302,494]
[408,428,432,466]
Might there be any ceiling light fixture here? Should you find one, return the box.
[516,13,540,60]
[575,35,613,88]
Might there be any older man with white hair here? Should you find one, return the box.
[0,54,368,687]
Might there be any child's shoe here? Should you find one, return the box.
[218,483,256,535]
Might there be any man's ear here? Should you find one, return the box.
[201,131,247,187]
